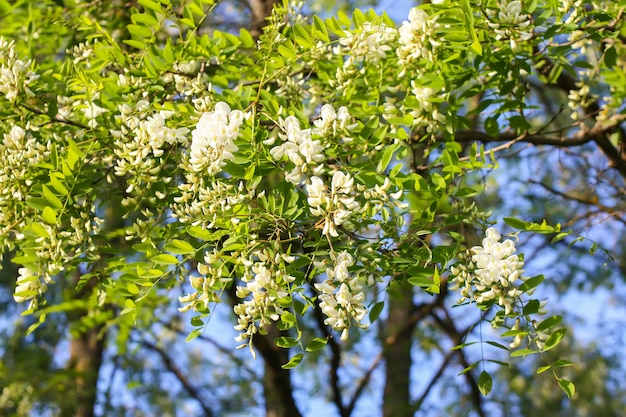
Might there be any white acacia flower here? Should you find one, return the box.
[449,227,527,315]
[0,38,39,102]
[270,114,327,184]
[233,249,296,350]
[398,7,440,66]
[307,172,359,237]
[190,102,244,175]
[13,267,46,306]
[487,1,533,49]
[314,251,368,340]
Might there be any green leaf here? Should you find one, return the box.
[478,371,492,396]
[536,315,562,332]
[281,353,303,369]
[128,24,153,39]
[281,311,296,326]
[519,275,544,293]
[554,359,573,368]
[277,40,297,59]
[369,301,384,322]
[511,348,538,357]
[138,0,163,14]
[275,337,299,348]
[131,12,159,28]
[542,328,567,351]
[164,239,196,255]
[49,174,69,195]
[186,329,201,342]
[486,341,511,351]
[42,184,63,209]
[604,46,617,68]
[239,28,254,48]
[313,15,330,42]
[30,222,50,238]
[537,365,551,374]
[458,360,479,375]
[126,282,140,295]
[41,206,57,224]
[26,313,46,336]
[151,254,179,265]
[186,226,214,240]
[305,337,328,352]
[407,266,435,287]
[503,217,527,230]
[123,39,147,50]
[523,299,540,315]
[191,316,204,327]
[557,377,575,398]
[293,24,313,48]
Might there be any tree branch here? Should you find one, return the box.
[534,49,626,177]
[310,285,349,417]
[141,339,215,417]
[528,179,626,226]
[430,308,486,417]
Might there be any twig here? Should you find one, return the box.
[140,339,215,417]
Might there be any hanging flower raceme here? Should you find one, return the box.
[397,7,441,68]
[449,228,526,315]
[314,251,369,341]
[0,38,39,102]
[233,249,297,356]
[13,266,50,309]
[190,102,245,175]
[269,115,325,184]
[307,171,359,237]
[486,1,534,50]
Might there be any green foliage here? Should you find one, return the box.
[2,0,626,414]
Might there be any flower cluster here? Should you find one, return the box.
[113,101,189,174]
[312,104,352,137]
[0,38,39,102]
[162,60,207,97]
[314,251,368,340]
[190,102,245,175]
[450,228,554,350]
[409,81,446,135]
[112,100,189,210]
[449,228,525,315]
[172,179,250,227]
[397,7,441,68]
[486,1,533,50]
[233,249,297,353]
[307,171,359,237]
[178,249,230,313]
[13,266,50,309]
[269,115,325,184]
[332,22,397,88]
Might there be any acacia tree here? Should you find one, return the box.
[1,0,625,416]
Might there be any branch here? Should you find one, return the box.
[534,49,626,178]
[141,339,215,417]
[453,113,626,148]
[21,103,91,130]
[528,180,626,226]
[412,348,456,411]
[430,308,486,417]
[154,318,257,378]
[345,352,384,416]
[310,285,349,417]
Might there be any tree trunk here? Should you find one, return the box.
[382,281,415,417]
[256,325,303,417]
[248,0,281,38]
[65,322,105,417]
